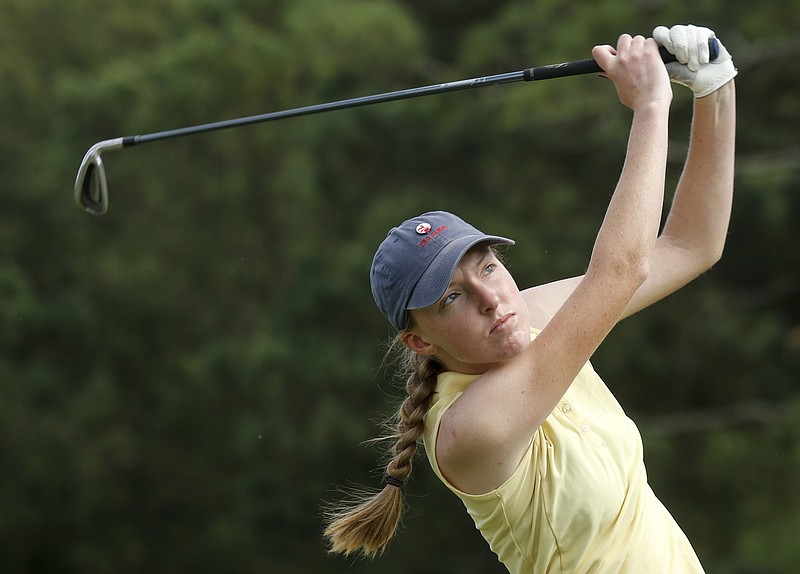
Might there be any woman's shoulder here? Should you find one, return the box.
[521,275,583,327]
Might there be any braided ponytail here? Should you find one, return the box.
[322,342,443,559]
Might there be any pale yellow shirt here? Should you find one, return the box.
[423,329,704,573]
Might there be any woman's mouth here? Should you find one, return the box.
[490,313,515,334]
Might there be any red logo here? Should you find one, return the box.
[419,225,447,247]
[416,223,431,235]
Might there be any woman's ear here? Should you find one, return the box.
[400,331,438,357]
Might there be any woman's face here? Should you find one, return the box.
[404,245,531,374]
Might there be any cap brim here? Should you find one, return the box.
[406,235,514,311]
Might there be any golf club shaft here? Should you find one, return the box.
[120,43,717,148]
[125,71,522,147]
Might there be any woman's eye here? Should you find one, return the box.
[443,292,460,306]
[483,263,496,276]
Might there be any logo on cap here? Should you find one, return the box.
[415,223,431,235]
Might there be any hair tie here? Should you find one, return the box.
[383,473,404,488]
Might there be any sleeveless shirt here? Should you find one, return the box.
[422,329,704,573]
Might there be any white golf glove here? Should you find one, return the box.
[652,24,737,98]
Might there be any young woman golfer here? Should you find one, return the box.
[324,24,737,573]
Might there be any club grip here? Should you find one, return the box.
[524,37,720,81]
[660,36,720,63]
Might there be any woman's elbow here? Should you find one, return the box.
[590,251,651,292]
[627,256,652,289]
[699,239,727,273]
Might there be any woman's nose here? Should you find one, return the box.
[476,284,500,312]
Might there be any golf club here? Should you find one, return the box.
[74,40,719,215]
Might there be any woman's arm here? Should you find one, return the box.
[523,79,736,325]
[523,32,737,325]
[621,79,736,318]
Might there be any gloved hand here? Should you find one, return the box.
[652,24,737,98]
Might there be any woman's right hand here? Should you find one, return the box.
[592,34,672,110]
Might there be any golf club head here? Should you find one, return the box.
[74,138,124,215]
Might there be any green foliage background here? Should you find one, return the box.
[1,0,798,572]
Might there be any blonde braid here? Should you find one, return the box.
[322,348,442,559]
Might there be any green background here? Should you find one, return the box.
[1,0,798,572]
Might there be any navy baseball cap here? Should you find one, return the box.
[370,211,515,330]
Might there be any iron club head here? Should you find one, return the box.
[74,138,124,215]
